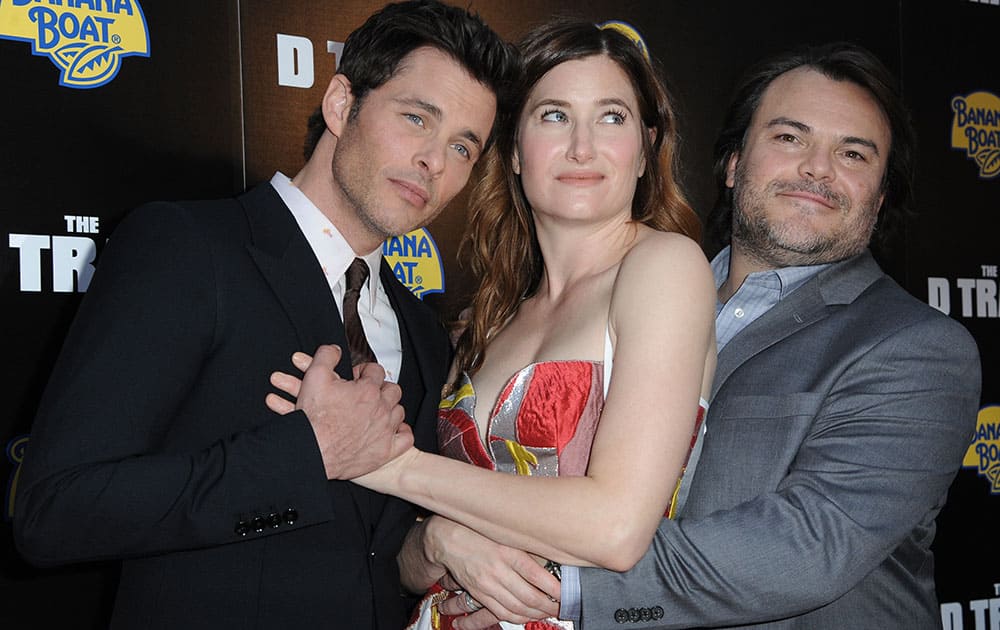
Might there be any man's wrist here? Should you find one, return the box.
[559,564,582,622]
[544,560,561,581]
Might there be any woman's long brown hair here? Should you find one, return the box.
[452,19,701,380]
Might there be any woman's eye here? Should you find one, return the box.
[601,110,626,124]
[541,109,567,123]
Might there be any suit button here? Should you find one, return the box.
[234,520,250,537]
[614,608,629,623]
[251,516,265,533]
[641,607,653,621]
[267,512,282,528]
[283,508,298,525]
[628,608,641,622]
[651,606,664,620]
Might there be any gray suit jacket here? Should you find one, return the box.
[579,251,981,629]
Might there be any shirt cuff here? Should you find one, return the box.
[559,564,582,621]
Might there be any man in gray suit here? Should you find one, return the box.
[431,42,981,629]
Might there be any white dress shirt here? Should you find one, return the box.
[270,172,403,382]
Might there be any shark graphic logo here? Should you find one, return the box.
[0,0,149,89]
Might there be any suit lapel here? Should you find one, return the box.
[712,283,827,400]
[712,251,885,401]
[239,185,353,378]
[381,260,436,407]
[238,184,374,534]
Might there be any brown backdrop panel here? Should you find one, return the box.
[239,0,597,319]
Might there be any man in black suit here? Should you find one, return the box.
[13,2,516,628]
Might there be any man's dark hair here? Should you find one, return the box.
[303,0,518,159]
[706,42,916,254]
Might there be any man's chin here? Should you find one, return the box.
[776,240,867,266]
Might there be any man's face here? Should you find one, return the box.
[726,67,891,268]
[331,46,497,247]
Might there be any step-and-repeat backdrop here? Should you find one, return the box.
[1,1,996,627]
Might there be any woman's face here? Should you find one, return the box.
[514,54,648,226]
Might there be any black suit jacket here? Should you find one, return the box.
[14,184,451,629]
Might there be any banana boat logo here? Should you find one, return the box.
[962,406,1000,494]
[597,20,650,62]
[951,91,1000,178]
[0,0,149,89]
[382,228,445,300]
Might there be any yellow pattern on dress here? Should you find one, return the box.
[438,382,475,410]
[504,440,538,476]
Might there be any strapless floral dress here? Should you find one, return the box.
[407,360,706,630]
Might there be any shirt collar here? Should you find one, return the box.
[711,245,831,304]
[270,172,383,311]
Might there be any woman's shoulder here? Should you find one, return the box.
[620,226,711,277]
[610,226,715,321]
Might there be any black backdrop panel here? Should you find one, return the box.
[1,1,996,627]
[902,2,1000,626]
[0,1,243,626]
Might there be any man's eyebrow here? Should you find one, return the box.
[396,96,483,151]
[841,135,881,156]
[765,116,881,155]
[396,97,442,120]
[461,129,484,151]
[765,117,811,134]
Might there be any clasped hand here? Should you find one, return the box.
[266,344,413,480]
[267,348,559,629]
[417,517,561,629]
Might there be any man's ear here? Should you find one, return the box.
[724,152,740,189]
[322,74,354,137]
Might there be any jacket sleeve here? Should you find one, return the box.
[577,313,981,628]
[13,202,335,566]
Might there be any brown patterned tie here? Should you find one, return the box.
[343,257,377,367]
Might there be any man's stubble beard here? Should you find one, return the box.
[330,144,403,243]
[729,157,880,268]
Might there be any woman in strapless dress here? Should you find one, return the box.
[271,18,716,630]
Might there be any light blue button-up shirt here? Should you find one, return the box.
[711,246,829,351]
